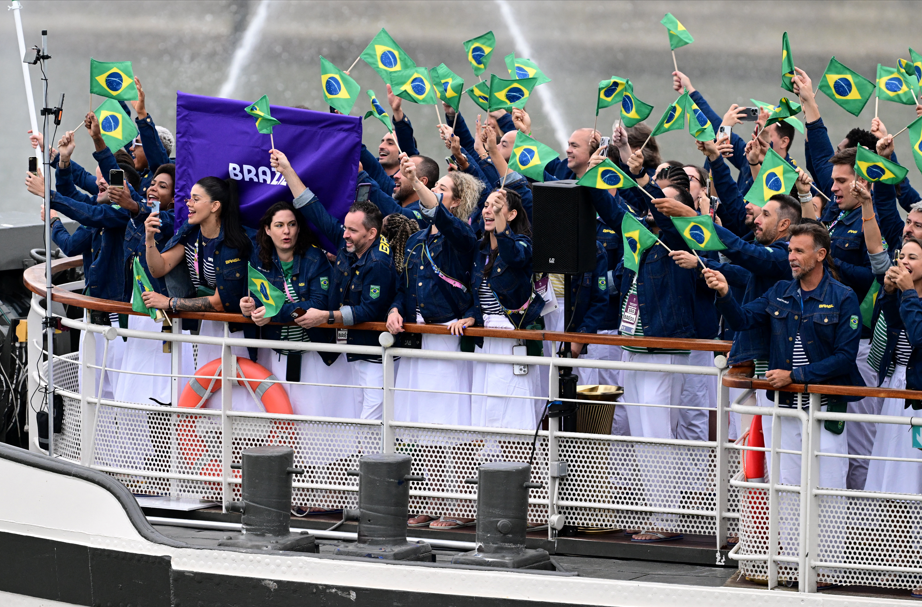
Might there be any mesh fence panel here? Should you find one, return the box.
[44,353,82,463]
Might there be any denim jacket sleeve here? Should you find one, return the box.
[433,203,478,253]
[714,290,770,333]
[833,258,874,301]
[495,226,531,270]
[706,260,752,289]
[92,148,145,204]
[293,189,345,250]
[52,221,92,256]
[452,113,478,158]
[577,245,609,333]
[502,175,533,222]
[54,163,96,204]
[360,145,395,195]
[790,289,861,384]
[393,115,418,156]
[804,118,835,198]
[709,155,749,237]
[496,112,515,134]
[65,159,100,197]
[872,181,906,250]
[274,250,332,321]
[475,155,501,186]
[900,289,922,348]
[715,224,790,279]
[136,114,170,171]
[50,191,131,229]
[361,170,430,226]
[587,189,626,236]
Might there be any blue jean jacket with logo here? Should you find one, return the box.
[471,227,541,328]
[875,289,922,392]
[563,242,609,339]
[391,203,478,324]
[825,207,874,303]
[716,270,865,404]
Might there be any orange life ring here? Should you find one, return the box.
[744,415,765,482]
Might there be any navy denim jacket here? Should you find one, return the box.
[471,227,541,328]
[391,203,478,324]
[875,289,922,392]
[562,242,609,336]
[825,207,874,302]
[717,270,865,404]
[52,221,98,280]
[361,170,431,228]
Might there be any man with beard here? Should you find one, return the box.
[361,154,439,229]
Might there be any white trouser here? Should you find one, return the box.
[674,350,716,442]
[352,359,384,420]
[847,339,881,491]
[772,405,849,489]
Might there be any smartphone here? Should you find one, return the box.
[150,199,160,214]
[355,182,371,203]
[597,136,611,156]
[512,344,528,376]
[893,250,902,266]
[445,156,456,166]
[717,125,732,140]
[738,107,760,121]
[291,307,307,319]
[28,156,38,176]
[109,168,125,188]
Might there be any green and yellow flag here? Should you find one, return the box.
[744,148,798,207]
[244,94,280,135]
[94,98,138,153]
[463,31,495,76]
[363,90,393,132]
[906,114,922,175]
[650,91,689,136]
[763,97,802,127]
[898,58,920,94]
[751,98,804,133]
[488,74,537,111]
[859,280,881,329]
[597,76,628,115]
[621,83,654,128]
[855,145,908,185]
[131,257,157,320]
[622,213,659,273]
[248,263,286,318]
[577,159,639,191]
[687,98,714,141]
[910,48,922,88]
[817,57,876,116]
[781,33,795,93]
[671,215,726,251]
[507,132,559,182]
[361,29,416,83]
[320,56,361,115]
[465,81,491,112]
[392,68,439,105]
[429,64,464,112]
[504,53,551,86]
[877,64,917,106]
[90,59,138,100]
[660,13,694,50]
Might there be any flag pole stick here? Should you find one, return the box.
[501,163,510,189]
[633,185,655,200]
[452,110,458,133]
[346,55,362,74]
[875,95,879,119]
[270,133,275,151]
[893,123,911,139]
[435,103,444,127]
[912,88,920,106]
[810,183,831,202]
[672,50,679,75]
[390,129,403,155]
[592,113,599,140]
[655,238,673,253]
[639,132,653,152]
[692,249,707,269]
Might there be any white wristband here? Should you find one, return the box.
[798,192,813,203]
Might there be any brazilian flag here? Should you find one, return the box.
[763,97,802,127]
[660,13,694,50]
[597,76,628,115]
[506,132,558,182]
[463,31,495,76]
[876,64,916,106]
[781,33,795,93]
[744,148,798,207]
[244,94,281,135]
[751,99,804,133]
[504,53,551,86]
[430,64,464,112]
[817,57,876,117]
[650,91,689,136]
[622,213,659,273]
[898,58,920,94]
[360,29,416,83]
[465,81,491,112]
[94,98,138,153]
[687,99,714,141]
[859,281,881,329]
[248,263,286,317]
[577,159,639,191]
[671,215,726,251]
[90,59,138,101]
[131,257,158,320]
[907,114,922,175]
[392,68,439,105]
[620,83,654,128]
[855,145,908,185]
[488,75,537,111]
[911,48,922,89]
[320,56,361,115]
[363,90,393,133]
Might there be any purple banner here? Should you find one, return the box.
[174,91,361,249]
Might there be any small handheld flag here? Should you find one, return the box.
[363,90,393,133]
[898,58,920,94]
[577,159,640,191]
[488,74,537,111]
[744,148,798,207]
[597,77,628,115]
[650,91,689,136]
[687,99,714,141]
[906,114,922,175]
[430,64,464,112]
[90,59,138,101]
[504,53,551,86]
[854,145,908,185]
[671,215,726,251]
[248,263,286,318]
[620,83,654,128]
[817,57,876,117]
[244,94,281,135]
[506,132,559,182]
[781,33,795,93]
[763,97,802,127]
[463,32,495,76]
[751,99,804,133]
[393,68,439,105]
[94,98,139,153]
[622,213,659,273]
[910,48,922,89]
[660,13,694,50]
[876,64,917,106]
[320,56,361,115]
[465,81,491,112]
[361,29,416,83]
[131,257,158,320]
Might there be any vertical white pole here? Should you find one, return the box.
[10,1,40,137]
[714,364,730,558]
[381,344,395,454]
[767,390,783,590]
[79,328,97,466]
[546,356,559,542]
[221,323,234,511]
[169,319,182,496]
[802,393,821,593]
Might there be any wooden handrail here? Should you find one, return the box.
[24,256,732,351]
[721,375,922,401]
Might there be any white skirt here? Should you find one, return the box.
[256,347,361,418]
[864,366,922,495]
[471,315,543,430]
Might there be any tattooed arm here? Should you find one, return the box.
[141,291,224,312]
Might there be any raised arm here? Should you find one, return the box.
[271,149,346,249]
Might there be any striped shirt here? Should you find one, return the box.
[276,261,309,355]
[620,281,689,355]
[868,316,892,378]
[478,278,506,316]
[184,237,216,289]
[791,334,827,408]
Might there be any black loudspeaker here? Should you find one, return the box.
[531,180,597,274]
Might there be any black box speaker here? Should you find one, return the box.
[531,180,597,274]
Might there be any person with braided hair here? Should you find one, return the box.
[381,213,419,274]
